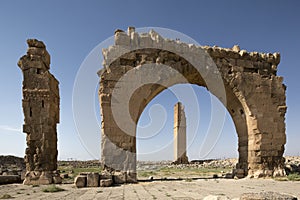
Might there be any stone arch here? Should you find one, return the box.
[98,27,286,183]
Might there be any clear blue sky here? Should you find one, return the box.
[0,0,299,161]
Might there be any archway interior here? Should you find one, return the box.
[136,83,239,161]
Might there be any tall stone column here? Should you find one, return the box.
[18,39,61,185]
[173,102,189,164]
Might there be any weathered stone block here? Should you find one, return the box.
[74,175,87,188]
[100,172,112,180]
[87,172,99,187]
[113,171,127,184]
[126,171,137,183]
[115,31,130,46]
[100,179,113,187]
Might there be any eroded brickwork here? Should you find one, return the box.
[18,39,61,185]
[98,27,287,182]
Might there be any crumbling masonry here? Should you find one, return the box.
[173,102,189,164]
[98,27,287,183]
[18,39,61,185]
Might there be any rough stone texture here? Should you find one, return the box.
[100,172,112,180]
[173,102,189,164]
[86,172,100,187]
[18,39,60,185]
[0,175,21,185]
[100,179,113,187]
[240,192,297,200]
[74,175,87,188]
[98,27,287,183]
[113,171,127,184]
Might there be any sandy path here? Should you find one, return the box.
[0,179,299,199]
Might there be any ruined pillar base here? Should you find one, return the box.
[23,171,62,185]
[233,168,246,179]
[111,171,137,184]
[172,155,189,164]
[247,168,286,178]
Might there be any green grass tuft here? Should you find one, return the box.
[0,194,13,199]
[287,173,300,181]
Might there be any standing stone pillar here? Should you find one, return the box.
[18,39,61,185]
[173,102,189,164]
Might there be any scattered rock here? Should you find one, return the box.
[100,179,113,187]
[52,176,62,184]
[203,195,230,200]
[224,173,233,179]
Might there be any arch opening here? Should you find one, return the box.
[136,84,240,162]
[135,83,246,174]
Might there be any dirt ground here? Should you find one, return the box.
[0,178,299,199]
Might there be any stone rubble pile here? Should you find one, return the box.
[74,171,135,188]
[285,156,300,174]
[0,156,26,184]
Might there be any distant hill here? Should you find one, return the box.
[0,155,25,170]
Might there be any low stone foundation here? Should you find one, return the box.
[74,171,137,188]
[23,171,61,185]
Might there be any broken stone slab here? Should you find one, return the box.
[86,172,99,187]
[74,175,87,188]
[113,171,127,184]
[240,192,297,200]
[100,179,113,187]
[0,175,21,185]
[52,176,62,184]
[100,172,112,180]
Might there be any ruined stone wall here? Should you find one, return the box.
[99,27,287,182]
[18,39,61,185]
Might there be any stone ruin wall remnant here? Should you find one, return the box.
[173,102,189,164]
[99,27,287,183]
[18,39,61,185]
